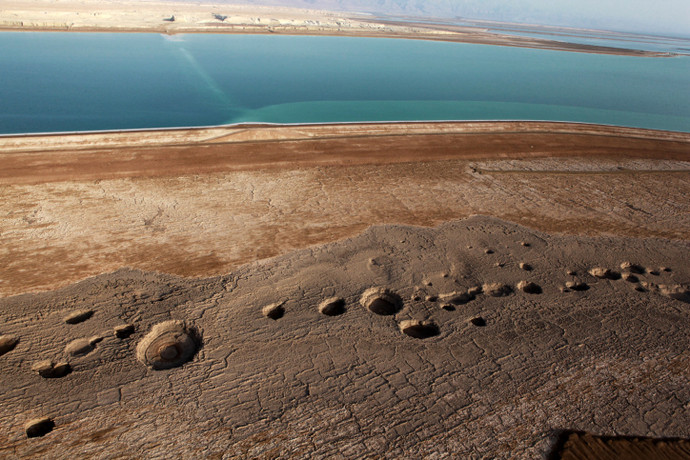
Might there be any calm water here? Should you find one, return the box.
[1,32,689,134]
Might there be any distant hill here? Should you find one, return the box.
[194,0,486,19]
[173,0,689,38]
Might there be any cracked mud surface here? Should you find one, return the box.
[1,216,689,458]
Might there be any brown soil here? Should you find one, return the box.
[1,216,689,457]
[1,118,689,457]
[555,432,690,459]
[3,122,688,185]
[1,121,689,298]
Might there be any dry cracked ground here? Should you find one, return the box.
[1,217,689,457]
[1,123,689,457]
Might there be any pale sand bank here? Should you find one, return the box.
[0,0,673,56]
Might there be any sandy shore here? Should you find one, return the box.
[0,0,674,56]
[1,121,689,298]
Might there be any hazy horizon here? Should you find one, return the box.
[193,0,690,38]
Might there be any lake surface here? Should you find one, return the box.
[1,32,689,134]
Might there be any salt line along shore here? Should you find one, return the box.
[1,121,688,185]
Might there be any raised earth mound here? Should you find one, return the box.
[0,216,688,457]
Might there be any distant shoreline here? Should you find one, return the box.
[0,0,676,57]
[2,120,689,141]
[0,25,673,57]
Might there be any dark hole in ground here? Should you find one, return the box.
[401,322,440,339]
[471,317,486,327]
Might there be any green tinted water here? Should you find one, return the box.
[1,32,688,133]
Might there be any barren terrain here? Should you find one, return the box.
[1,122,689,298]
[1,2,689,455]
[1,216,689,457]
[1,121,689,457]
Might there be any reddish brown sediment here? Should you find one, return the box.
[1,121,689,297]
[2,122,688,185]
[556,432,690,459]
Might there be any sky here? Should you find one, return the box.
[457,0,690,37]
[233,0,690,37]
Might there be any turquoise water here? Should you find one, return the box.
[1,32,689,134]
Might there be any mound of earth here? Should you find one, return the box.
[0,216,688,457]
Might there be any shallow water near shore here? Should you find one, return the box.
[1,32,689,134]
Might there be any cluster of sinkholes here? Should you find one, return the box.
[359,287,441,339]
[258,252,687,341]
[1,310,201,438]
[261,285,481,340]
[6,249,686,439]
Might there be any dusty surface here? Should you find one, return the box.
[1,121,689,298]
[0,0,673,56]
[0,216,689,457]
[1,122,689,457]
[556,431,690,459]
